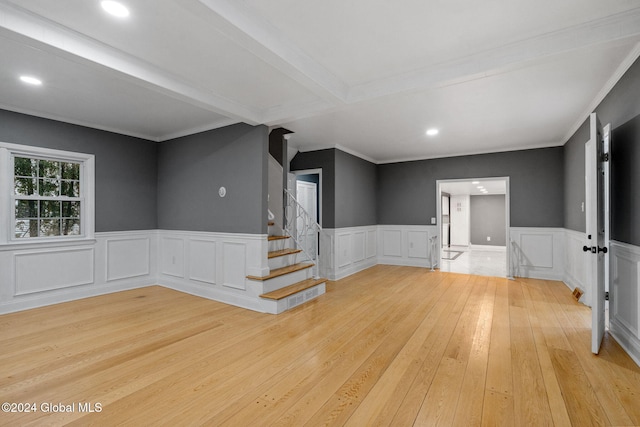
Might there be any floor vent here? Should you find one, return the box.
[287,286,320,310]
[305,288,319,300]
[288,294,305,309]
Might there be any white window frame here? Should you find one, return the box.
[0,142,95,246]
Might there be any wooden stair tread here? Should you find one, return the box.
[260,278,327,300]
[268,248,302,259]
[268,221,274,226]
[247,263,313,281]
[268,235,290,241]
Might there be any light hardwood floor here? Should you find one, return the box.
[2,265,640,426]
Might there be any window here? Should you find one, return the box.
[0,142,94,245]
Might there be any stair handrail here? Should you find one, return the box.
[429,235,439,271]
[283,188,326,279]
[510,240,521,279]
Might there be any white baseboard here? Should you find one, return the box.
[158,276,266,313]
[469,244,506,251]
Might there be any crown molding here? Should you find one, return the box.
[562,40,640,144]
[0,103,158,141]
[376,141,565,165]
[296,143,378,164]
[157,117,241,142]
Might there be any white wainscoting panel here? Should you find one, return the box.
[222,242,246,290]
[408,231,429,259]
[563,229,589,305]
[106,237,150,282]
[609,240,640,367]
[366,230,376,259]
[520,234,554,268]
[337,233,352,268]
[510,227,564,281]
[156,230,267,313]
[0,231,157,314]
[188,239,216,284]
[324,226,378,280]
[15,247,94,295]
[352,232,366,263]
[382,230,402,258]
[160,237,185,278]
[378,225,438,269]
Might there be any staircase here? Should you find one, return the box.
[246,220,327,314]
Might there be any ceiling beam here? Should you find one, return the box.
[0,1,261,124]
[196,0,349,104]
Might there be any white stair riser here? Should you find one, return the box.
[260,268,313,293]
[272,283,326,314]
[268,254,300,270]
[268,239,293,252]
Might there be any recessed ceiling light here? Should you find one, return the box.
[472,181,480,185]
[101,1,130,18]
[426,128,439,136]
[19,75,42,86]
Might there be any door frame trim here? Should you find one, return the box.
[436,177,511,278]
[292,168,323,227]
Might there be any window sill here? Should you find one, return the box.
[0,237,97,252]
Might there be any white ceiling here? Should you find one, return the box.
[1,0,640,162]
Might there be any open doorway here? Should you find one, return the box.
[436,178,510,278]
[289,169,322,261]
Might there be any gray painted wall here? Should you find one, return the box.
[562,56,640,245]
[157,123,268,234]
[0,109,158,232]
[611,114,640,246]
[334,149,377,228]
[291,148,378,228]
[377,147,564,227]
[290,149,336,228]
[470,195,506,246]
[563,119,589,232]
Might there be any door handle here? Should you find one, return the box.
[583,245,596,253]
[598,246,608,254]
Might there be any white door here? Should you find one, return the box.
[296,180,318,259]
[585,112,608,355]
[450,195,470,246]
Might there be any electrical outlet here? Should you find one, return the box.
[487,236,491,241]
[431,217,436,224]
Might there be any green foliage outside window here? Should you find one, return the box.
[13,156,81,238]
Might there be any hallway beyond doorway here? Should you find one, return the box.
[439,245,507,277]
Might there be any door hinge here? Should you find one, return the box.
[605,291,609,301]
[601,152,609,162]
